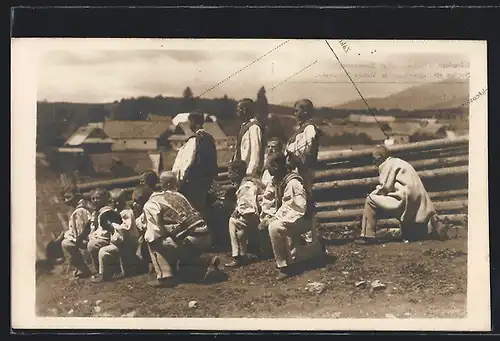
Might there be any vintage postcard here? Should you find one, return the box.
[11,38,490,331]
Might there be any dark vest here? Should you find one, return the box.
[276,172,314,218]
[233,119,265,174]
[287,120,321,169]
[184,130,218,184]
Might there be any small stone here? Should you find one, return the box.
[355,280,367,288]
[306,282,326,294]
[188,300,198,308]
[371,280,386,290]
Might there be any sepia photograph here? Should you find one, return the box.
[11,38,489,331]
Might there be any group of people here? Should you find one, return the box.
[52,97,448,288]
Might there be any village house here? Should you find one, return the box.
[168,121,235,151]
[103,119,173,151]
[62,122,114,153]
[347,113,396,123]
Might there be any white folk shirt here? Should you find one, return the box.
[260,180,278,219]
[239,119,263,175]
[275,178,308,225]
[261,169,273,189]
[234,178,263,218]
[63,200,93,242]
[142,191,208,244]
[111,208,138,241]
[285,125,317,165]
[171,129,204,182]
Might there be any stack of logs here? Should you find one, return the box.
[77,135,469,241]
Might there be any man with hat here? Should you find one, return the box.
[355,145,447,245]
[59,186,95,279]
[171,110,218,215]
[143,171,224,287]
[264,153,325,280]
[231,98,265,177]
[86,188,124,282]
[95,188,141,278]
[285,99,321,196]
[224,159,266,268]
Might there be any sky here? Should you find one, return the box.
[36,39,470,107]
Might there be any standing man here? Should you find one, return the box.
[59,186,94,279]
[232,98,265,177]
[285,99,321,196]
[172,110,218,216]
[143,171,224,288]
[224,160,266,268]
[264,153,325,280]
[355,145,447,245]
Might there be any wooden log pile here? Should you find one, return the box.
[75,136,469,241]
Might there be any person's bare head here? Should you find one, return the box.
[109,188,127,211]
[188,110,205,133]
[140,171,159,190]
[90,188,109,210]
[236,98,255,122]
[266,138,283,156]
[372,145,391,166]
[294,99,314,123]
[159,171,179,191]
[266,152,288,181]
[62,186,82,208]
[228,159,247,186]
[132,184,153,216]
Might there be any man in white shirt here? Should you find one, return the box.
[355,145,447,245]
[224,160,266,268]
[171,111,218,216]
[59,186,94,279]
[264,153,325,280]
[285,99,321,196]
[143,171,224,288]
[231,98,265,177]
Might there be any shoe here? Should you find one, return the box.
[224,256,249,268]
[113,272,125,280]
[276,267,295,281]
[74,269,91,279]
[91,274,111,283]
[147,277,178,288]
[354,237,378,245]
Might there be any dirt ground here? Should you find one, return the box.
[36,237,467,319]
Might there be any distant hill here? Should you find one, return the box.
[334,79,469,111]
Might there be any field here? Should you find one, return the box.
[34,147,468,320]
[36,237,467,318]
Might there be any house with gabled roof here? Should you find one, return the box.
[167,121,235,150]
[62,122,114,153]
[103,120,173,151]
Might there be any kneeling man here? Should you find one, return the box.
[143,171,224,288]
[355,145,447,244]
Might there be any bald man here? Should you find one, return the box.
[231,98,265,177]
[285,99,321,196]
[356,145,447,245]
[143,171,224,287]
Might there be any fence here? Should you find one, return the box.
[76,135,469,241]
